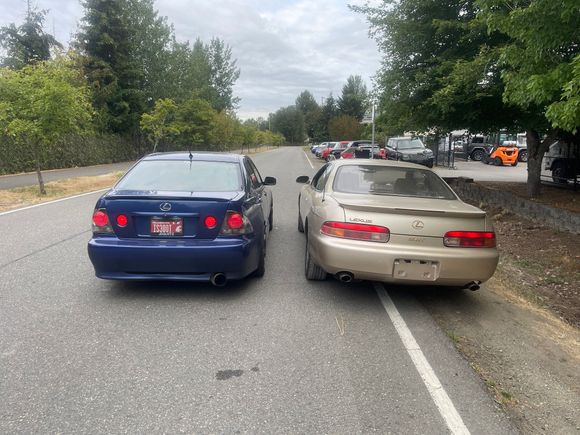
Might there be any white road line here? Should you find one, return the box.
[374,282,470,435]
[303,150,314,169]
[0,188,109,217]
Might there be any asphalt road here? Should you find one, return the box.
[0,147,517,434]
[0,162,133,190]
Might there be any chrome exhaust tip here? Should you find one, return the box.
[336,272,354,283]
[465,281,481,291]
[210,273,227,287]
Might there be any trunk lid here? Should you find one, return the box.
[333,192,487,237]
[102,190,244,239]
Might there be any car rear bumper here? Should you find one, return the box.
[310,233,498,286]
[88,236,260,281]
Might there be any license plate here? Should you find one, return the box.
[150,217,183,236]
[393,259,439,281]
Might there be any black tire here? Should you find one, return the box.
[552,162,568,184]
[471,149,485,161]
[253,235,266,278]
[511,160,518,167]
[494,157,503,166]
[268,207,273,232]
[518,150,528,163]
[304,231,326,281]
[426,161,434,168]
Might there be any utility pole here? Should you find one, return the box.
[371,101,376,159]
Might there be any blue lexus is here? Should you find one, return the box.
[88,152,276,286]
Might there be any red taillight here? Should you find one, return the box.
[116,214,128,227]
[320,221,390,242]
[444,231,496,248]
[227,212,244,229]
[92,209,114,234]
[219,211,253,235]
[92,210,109,227]
[204,215,217,229]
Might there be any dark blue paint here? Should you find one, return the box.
[87,152,271,283]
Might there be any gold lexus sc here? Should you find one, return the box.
[296,160,498,289]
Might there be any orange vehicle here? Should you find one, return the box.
[482,143,519,166]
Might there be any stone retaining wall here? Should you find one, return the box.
[447,178,580,234]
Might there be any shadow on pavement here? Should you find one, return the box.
[103,277,257,301]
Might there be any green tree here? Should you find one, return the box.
[478,0,580,196]
[328,115,363,140]
[172,95,217,148]
[337,75,368,121]
[271,106,306,144]
[76,0,145,136]
[207,38,241,112]
[0,57,93,194]
[140,98,179,151]
[123,0,174,105]
[0,3,62,69]
[295,90,322,141]
[351,0,516,134]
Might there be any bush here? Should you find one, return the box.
[0,134,138,175]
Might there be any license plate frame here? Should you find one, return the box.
[393,259,439,281]
[150,217,183,237]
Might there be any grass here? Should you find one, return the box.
[472,363,517,407]
[0,171,124,213]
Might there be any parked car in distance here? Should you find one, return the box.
[543,141,580,183]
[296,160,498,289]
[385,137,434,168]
[88,152,276,287]
[329,141,352,160]
[341,145,380,159]
[320,142,337,159]
[464,135,494,161]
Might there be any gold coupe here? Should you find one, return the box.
[296,160,498,290]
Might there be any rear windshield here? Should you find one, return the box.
[392,139,424,149]
[333,165,456,199]
[115,160,243,192]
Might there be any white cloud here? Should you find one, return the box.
[0,0,380,119]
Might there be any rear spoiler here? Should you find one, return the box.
[338,201,486,218]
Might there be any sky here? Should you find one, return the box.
[0,0,381,119]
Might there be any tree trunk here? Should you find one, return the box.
[526,129,556,197]
[36,160,46,196]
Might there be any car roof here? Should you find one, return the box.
[389,137,416,140]
[141,151,242,163]
[331,158,432,170]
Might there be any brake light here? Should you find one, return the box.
[204,215,217,229]
[116,214,128,227]
[227,212,244,229]
[219,211,253,235]
[93,210,108,227]
[320,221,390,242]
[92,209,114,234]
[444,231,496,248]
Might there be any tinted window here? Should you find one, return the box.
[243,159,261,189]
[115,160,242,192]
[333,165,456,199]
[311,164,332,191]
[391,139,424,149]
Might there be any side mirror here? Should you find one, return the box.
[263,176,277,186]
[296,175,310,184]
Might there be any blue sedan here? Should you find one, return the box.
[88,152,276,286]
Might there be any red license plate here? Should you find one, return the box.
[150,217,183,236]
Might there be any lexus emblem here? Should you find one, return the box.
[411,220,424,230]
[160,202,172,212]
